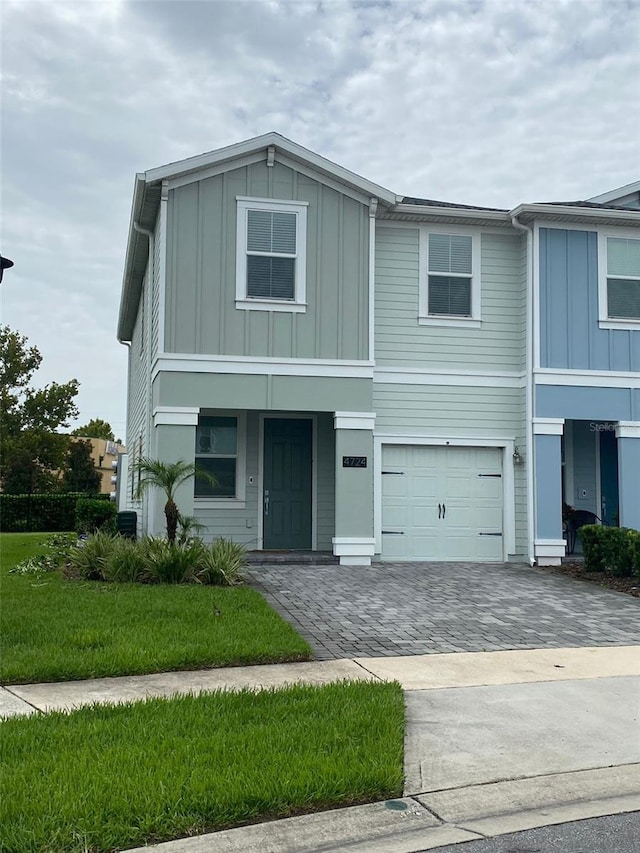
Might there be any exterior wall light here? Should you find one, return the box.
[0,255,14,283]
[513,446,523,465]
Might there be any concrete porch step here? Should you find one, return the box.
[246,551,338,566]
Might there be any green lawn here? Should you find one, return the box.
[0,533,311,684]
[0,680,405,853]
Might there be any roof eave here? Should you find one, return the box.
[117,174,147,343]
[387,203,512,225]
[144,132,397,207]
[510,203,640,225]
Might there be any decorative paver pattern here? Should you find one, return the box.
[246,562,640,660]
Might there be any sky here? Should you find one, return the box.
[1,0,639,444]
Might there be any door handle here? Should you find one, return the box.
[264,495,270,517]
[442,503,446,518]
[438,503,442,519]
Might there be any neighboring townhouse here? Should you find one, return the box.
[117,134,639,566]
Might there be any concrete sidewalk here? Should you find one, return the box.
[2,646,639,852]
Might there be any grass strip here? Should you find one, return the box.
[0,533,311,684]
[0,680,405,853]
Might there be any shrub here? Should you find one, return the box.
[579,524,640,577]
[102,537,149,583]
[76,498,117,535]
[579,525,606,573]
[67,531,120,580]
[197,538,247,586]
[140,537,205,584]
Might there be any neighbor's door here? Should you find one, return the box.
[599,429,619,526]
[263,418,312,550]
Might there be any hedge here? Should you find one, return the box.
[579,525,640,578]
[75,498,117,534]
[0,493,110,533]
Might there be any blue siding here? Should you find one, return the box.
[618,438,640,529]
[535,434,563,540]
[536,385,639,421]
[539,228,640,371]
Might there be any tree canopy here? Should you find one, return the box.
[0,325,80,493]
[61,439,102,494]
[72,418,118,442]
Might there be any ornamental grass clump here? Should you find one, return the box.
[102,536,149,584]
[197,538,247,586]
[139,537,206,584]
[66,530,120,580]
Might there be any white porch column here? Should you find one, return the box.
[615,422,640,530]
[533,418,566,566]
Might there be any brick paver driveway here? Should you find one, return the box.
[246,562,640,659]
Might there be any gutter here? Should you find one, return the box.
[510,212,536,566]
[510,203,640,223]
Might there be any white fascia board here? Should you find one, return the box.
[510,203,640,224]
[393,203,511,224]
[588,181,640,204]
[374,367,525,388]
[535,369,640,389]
[152,355,374,382]
[144,132,397,206]
[334,412,376,431]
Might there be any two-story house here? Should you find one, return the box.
[117,134,639,567]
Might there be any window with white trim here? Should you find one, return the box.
[599,235,640,327]
[419,227,481,327]
[235,197,307,313]
[195,415,244,500]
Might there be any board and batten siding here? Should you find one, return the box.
[164,161,369,361]
[539,227,640,372]
[123,266,151,531]
[374,226,526,371]
[374,383,528,557]
[151,212,162,361]
[194,412,335,550]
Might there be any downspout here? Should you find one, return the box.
[510,213,536,566]
[133,222,154,537]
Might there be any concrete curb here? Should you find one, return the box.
[129,765,640,852]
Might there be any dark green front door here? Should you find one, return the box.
[263,418,312,550]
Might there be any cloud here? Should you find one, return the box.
[1,0,638,436]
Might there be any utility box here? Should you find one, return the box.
[116,510,137,540]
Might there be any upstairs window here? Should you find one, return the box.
[419,227,481,327]
[598,232,640,329]
[236,198,307,313]
[428,233,472,316]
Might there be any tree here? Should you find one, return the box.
[72,418,117,442]
[134,458,214,543]
[0,326,79,493]
[61,439,102,494]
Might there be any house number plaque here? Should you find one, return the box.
[342,456,367,468]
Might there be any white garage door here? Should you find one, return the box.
[381,445,504,561]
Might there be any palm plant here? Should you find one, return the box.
[134,458,214,543]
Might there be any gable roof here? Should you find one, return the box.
[118,133,398,341]
[587,180,640,206]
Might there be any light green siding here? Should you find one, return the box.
[165,161,370,361]
[154,372,372,413]
[374,226,526,370]
[374,383,528,557]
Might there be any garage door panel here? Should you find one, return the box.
[381,444,504,562]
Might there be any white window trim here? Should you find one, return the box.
[194,410,247,508]
[418,224,482,328]
[235,197,308,313]
[597,227,640,331]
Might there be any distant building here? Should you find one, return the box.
[72,437,126,497]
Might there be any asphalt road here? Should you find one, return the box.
[425,811,640,853]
